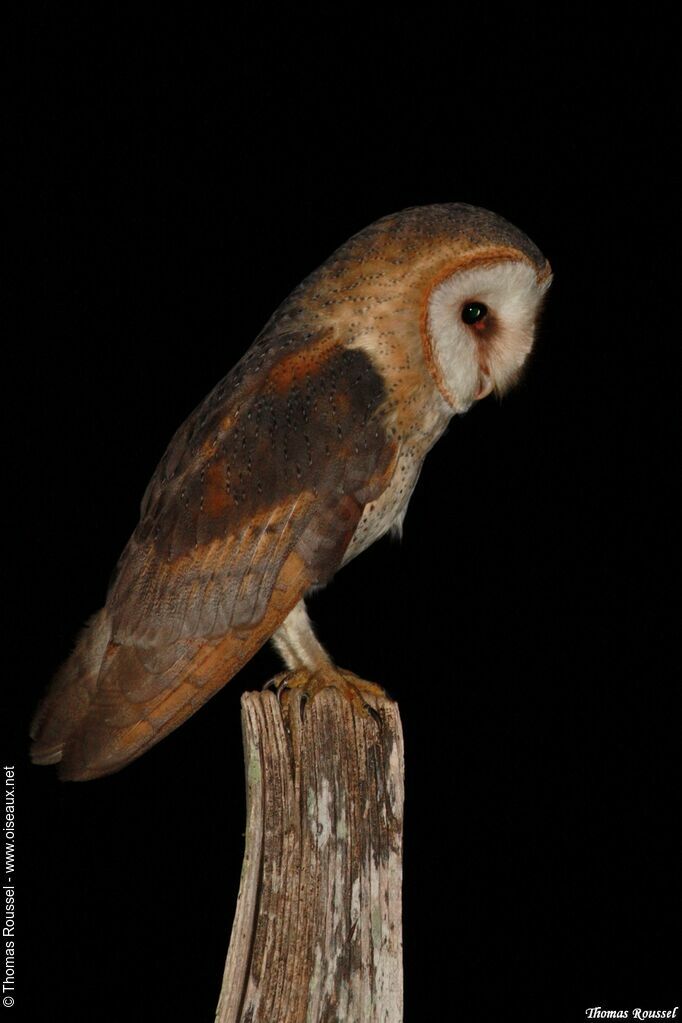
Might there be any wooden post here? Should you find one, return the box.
[216,686,404,1023]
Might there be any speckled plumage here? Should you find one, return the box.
[31,203,551,780]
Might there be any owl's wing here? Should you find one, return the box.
[31,329,397,779]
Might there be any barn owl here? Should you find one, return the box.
[31,203,552,780]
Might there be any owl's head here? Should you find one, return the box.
[424,253,552,412]
[281,202,551,416]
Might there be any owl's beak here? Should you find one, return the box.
[475,372,493,401]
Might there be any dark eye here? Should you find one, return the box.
[461,301,488,325]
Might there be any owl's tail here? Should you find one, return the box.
[30,604,279,781]
[30,606,226,782]
[30,609,113,772]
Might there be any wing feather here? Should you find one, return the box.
[31,328,397,778]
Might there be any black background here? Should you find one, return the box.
[8,9,679,1022]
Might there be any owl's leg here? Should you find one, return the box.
[271,599,332,672]
[269,600,385,710]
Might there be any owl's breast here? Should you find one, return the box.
[341,423,445,566]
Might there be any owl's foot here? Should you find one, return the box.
[265,666,386,723]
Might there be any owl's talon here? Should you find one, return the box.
[262,672,294,700]
[365,701,383,729]
[269,665,386,729]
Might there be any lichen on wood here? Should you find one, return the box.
[216,685,404,1023]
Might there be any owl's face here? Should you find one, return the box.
[425,258,552,413]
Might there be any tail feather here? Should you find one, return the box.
[55,633,241,781]
[31,551,310,781]
[30,609,112,767]
[30,609,276,782]
[29,607,226,781]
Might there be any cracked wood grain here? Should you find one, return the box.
[216,686,404,1023]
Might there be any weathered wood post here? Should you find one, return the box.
[216,685,404,1023]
